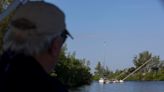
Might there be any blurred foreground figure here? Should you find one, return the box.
[0,1,72,92]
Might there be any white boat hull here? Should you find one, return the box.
[99,79,105,83]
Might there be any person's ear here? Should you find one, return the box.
[49,37,63,57]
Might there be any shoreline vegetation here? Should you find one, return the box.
[53,47,164,88]
[53,45,92,88]
[93,51,164,82]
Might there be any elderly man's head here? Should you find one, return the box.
[3,1,71,73]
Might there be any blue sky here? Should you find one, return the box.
[46,0,164,71]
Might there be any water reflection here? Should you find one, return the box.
[70,81,164,92]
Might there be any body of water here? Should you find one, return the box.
[70,81,164,92]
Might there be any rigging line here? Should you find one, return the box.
[122,58,152,81]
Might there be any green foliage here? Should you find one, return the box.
[144,72,155,80]
[92,75,100,80]
[133,51,152,71]
[159,60,164,70]
[94,61,102,77]
[126,72,142,81]
[127,71,164,81]
[156,70,164,80]
[132,51,161,73]
[94,51,164,81]
[54,45,92,87]
[125,51,164,81]
[0,0,13,52]
[158,74,164,80]
[93,61,113,80]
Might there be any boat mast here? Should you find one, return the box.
[122,58,152,81]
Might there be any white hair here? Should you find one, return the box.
[3,27,61,55]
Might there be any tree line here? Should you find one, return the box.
[93,51,164,81]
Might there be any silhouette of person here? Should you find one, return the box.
[0,1,72,92]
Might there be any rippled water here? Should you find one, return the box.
[70,81,164,92]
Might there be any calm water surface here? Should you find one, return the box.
[70,81,164,92]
